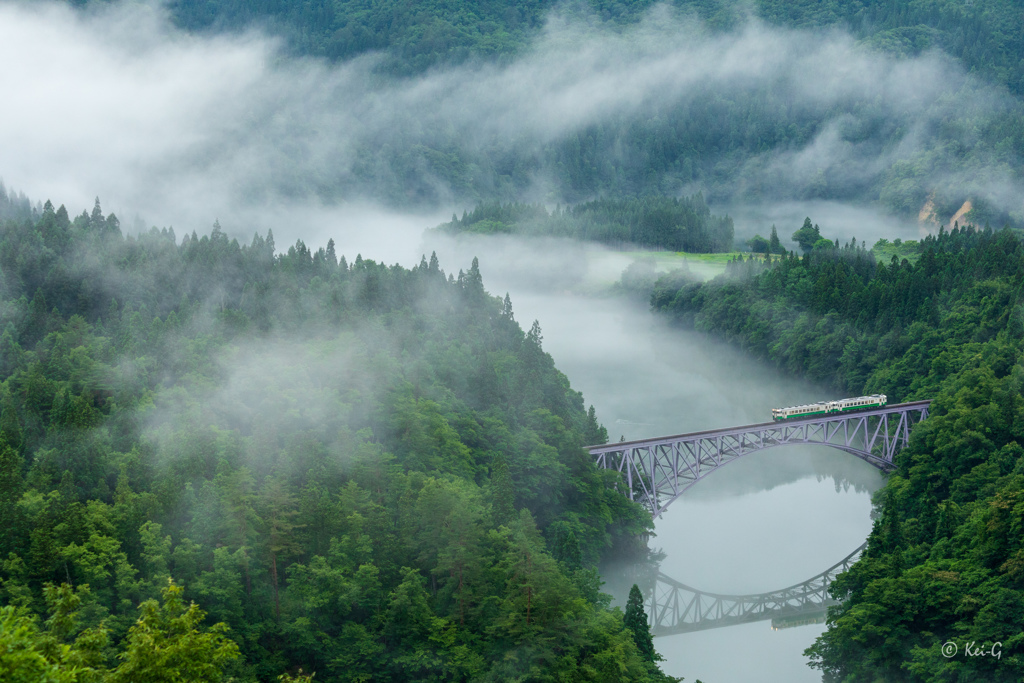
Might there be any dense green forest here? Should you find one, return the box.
[49,0,1024,225]
[0,198,678,681]
[319,56,1022,225]
[161,0,1024,97]
[437,195,734,253]
[9,0,1024,678]
[651,223,1024,681]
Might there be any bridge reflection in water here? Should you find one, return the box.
[591,403,929,634]
[645,544,865,636]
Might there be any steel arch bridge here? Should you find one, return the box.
[589,401,931,517]
[647,543,865,636]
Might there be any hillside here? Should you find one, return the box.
[0,198,675,681]
[167,0,1024,97]
[651,224,1024,680]
[12,1,1024,227]
[159,0,1024,225]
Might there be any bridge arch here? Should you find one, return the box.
[589,401,930,517]
[645,543,866,635]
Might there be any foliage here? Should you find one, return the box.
[624,584,655,662]
[0,606,71,683]
[0,581,234,683]
[755,0,1024,96]
[652,220,1024,680]
[162,0,1024,101]
[871,237,921,264]
[0,198,668,680]
[748,226,787,256]
[623,582,678,683]
[791,218,822,254]
[438,195,734,253]
[0,182,35,224]
[108,580,240,683]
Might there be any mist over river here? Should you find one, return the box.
[1,0,1015,676]
[426,233,885,682]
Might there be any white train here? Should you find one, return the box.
[772,394,887,421]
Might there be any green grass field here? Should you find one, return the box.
[870,239,922,264]
[619,250,749,282]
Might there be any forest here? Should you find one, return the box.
[651,222,1024,681]
[6,0,1024,680]
[132,0,1024,227]
[164,0,1024,97]
[0,195,677,682]
[437,195,734,253]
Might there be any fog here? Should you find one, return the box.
[728,199,928,247]
[426,231,883,494]
[420,231,881,683]
[2,2,969,680]
[2,0,1022,247]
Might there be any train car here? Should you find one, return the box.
[772,394,886,421]
[825,394,887,414]
[771,401,828,421]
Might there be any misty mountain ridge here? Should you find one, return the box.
[165,0,1024,228]
[3,0,1022,241]
[164,0,1024,97]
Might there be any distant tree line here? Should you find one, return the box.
[142,0,1024,227]
[24,0,1011,224]
[164,0,1024,99]
[0,182,35,223]
[440,194,735,253]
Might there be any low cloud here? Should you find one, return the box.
[1,1,1020,250]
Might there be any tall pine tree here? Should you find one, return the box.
[624,583,657,663]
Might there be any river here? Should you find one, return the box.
[426,233,885,683]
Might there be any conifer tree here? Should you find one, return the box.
[325,238,337,266]
[0,438,23,556]
[558,529,582,571]
[624,584,657,664]
[492,454,515,526]
[109,580,239,683]
[769,224,783,254]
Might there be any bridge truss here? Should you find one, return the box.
[648,544,865,635]
[590,401,931,517]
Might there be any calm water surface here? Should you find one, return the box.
[428,236,885,683]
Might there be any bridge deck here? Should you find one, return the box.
[587,400,932,453]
